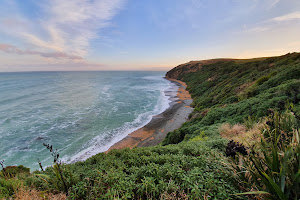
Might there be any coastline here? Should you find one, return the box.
[107,78,193,151]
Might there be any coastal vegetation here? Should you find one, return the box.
[230,109,299,199]
[1,53,300,199]
[164,52,300,199]
[164,53,300,145]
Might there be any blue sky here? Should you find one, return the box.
[0,0,299,72]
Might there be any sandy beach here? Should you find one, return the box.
[107,78,193,151]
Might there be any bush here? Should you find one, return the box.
[1,165,30,178]
[230,110,300,199]
[0,178,23,198]
[162,129,187,145]
[26,141,240,199]
[256,75,270,85]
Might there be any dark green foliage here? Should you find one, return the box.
[29,143,239,199]
[0,178,22,198]
[163,52,300,145]
[163,52,300,199]
[0,164,29,198]
[1,165,30,178]
[256,75,270,85]
[162,127,190,145]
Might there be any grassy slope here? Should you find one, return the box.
[1,53,299,199]
[163,53,300,145]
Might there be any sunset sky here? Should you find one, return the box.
[0,0,300,72]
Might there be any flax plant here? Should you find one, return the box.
[41,143,69,196]
[232,109,300,200]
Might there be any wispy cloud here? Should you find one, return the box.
[38,0,125,57]
[237,25,270,33]
[237,10,300,34]
[272,12,300,22]
[0,0,124,61]
[0,43,83,60]
[269,0,281,9]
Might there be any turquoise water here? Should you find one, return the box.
[0,71,175,170]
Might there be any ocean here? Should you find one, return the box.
[0,71,176,170]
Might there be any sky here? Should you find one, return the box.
[0,0,299,72]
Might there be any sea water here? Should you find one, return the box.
[0,71,176,170]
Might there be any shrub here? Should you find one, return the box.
[243,115,258,130]
[1,165,30,178]
[162,129,187,145]
[256,75,270,85]
[0,178,23,198]
[219,123,246,139]
[189,131,208,142]
[28,143,240,199]
[230,110,300,199]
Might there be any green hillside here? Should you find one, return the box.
[1,53,299,199]
[164,53,300,144]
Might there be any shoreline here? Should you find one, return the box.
[107,78,193,152]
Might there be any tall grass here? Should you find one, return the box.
[231,109,300,199]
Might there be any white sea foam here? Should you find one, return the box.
[65,77,177,163]
[101,85,112,98]
[0,72,178,169]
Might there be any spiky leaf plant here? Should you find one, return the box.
[231,109,300,200]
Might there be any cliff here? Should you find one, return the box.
[163,52,300,145]
[165,59,235,80]
[165,55,275,80]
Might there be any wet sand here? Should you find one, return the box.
[107,78,193,151]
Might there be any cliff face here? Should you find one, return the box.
[166,59,234,80]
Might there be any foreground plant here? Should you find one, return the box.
[230,109,300,199]
[0,160,6,178]
[39,143,69,196]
